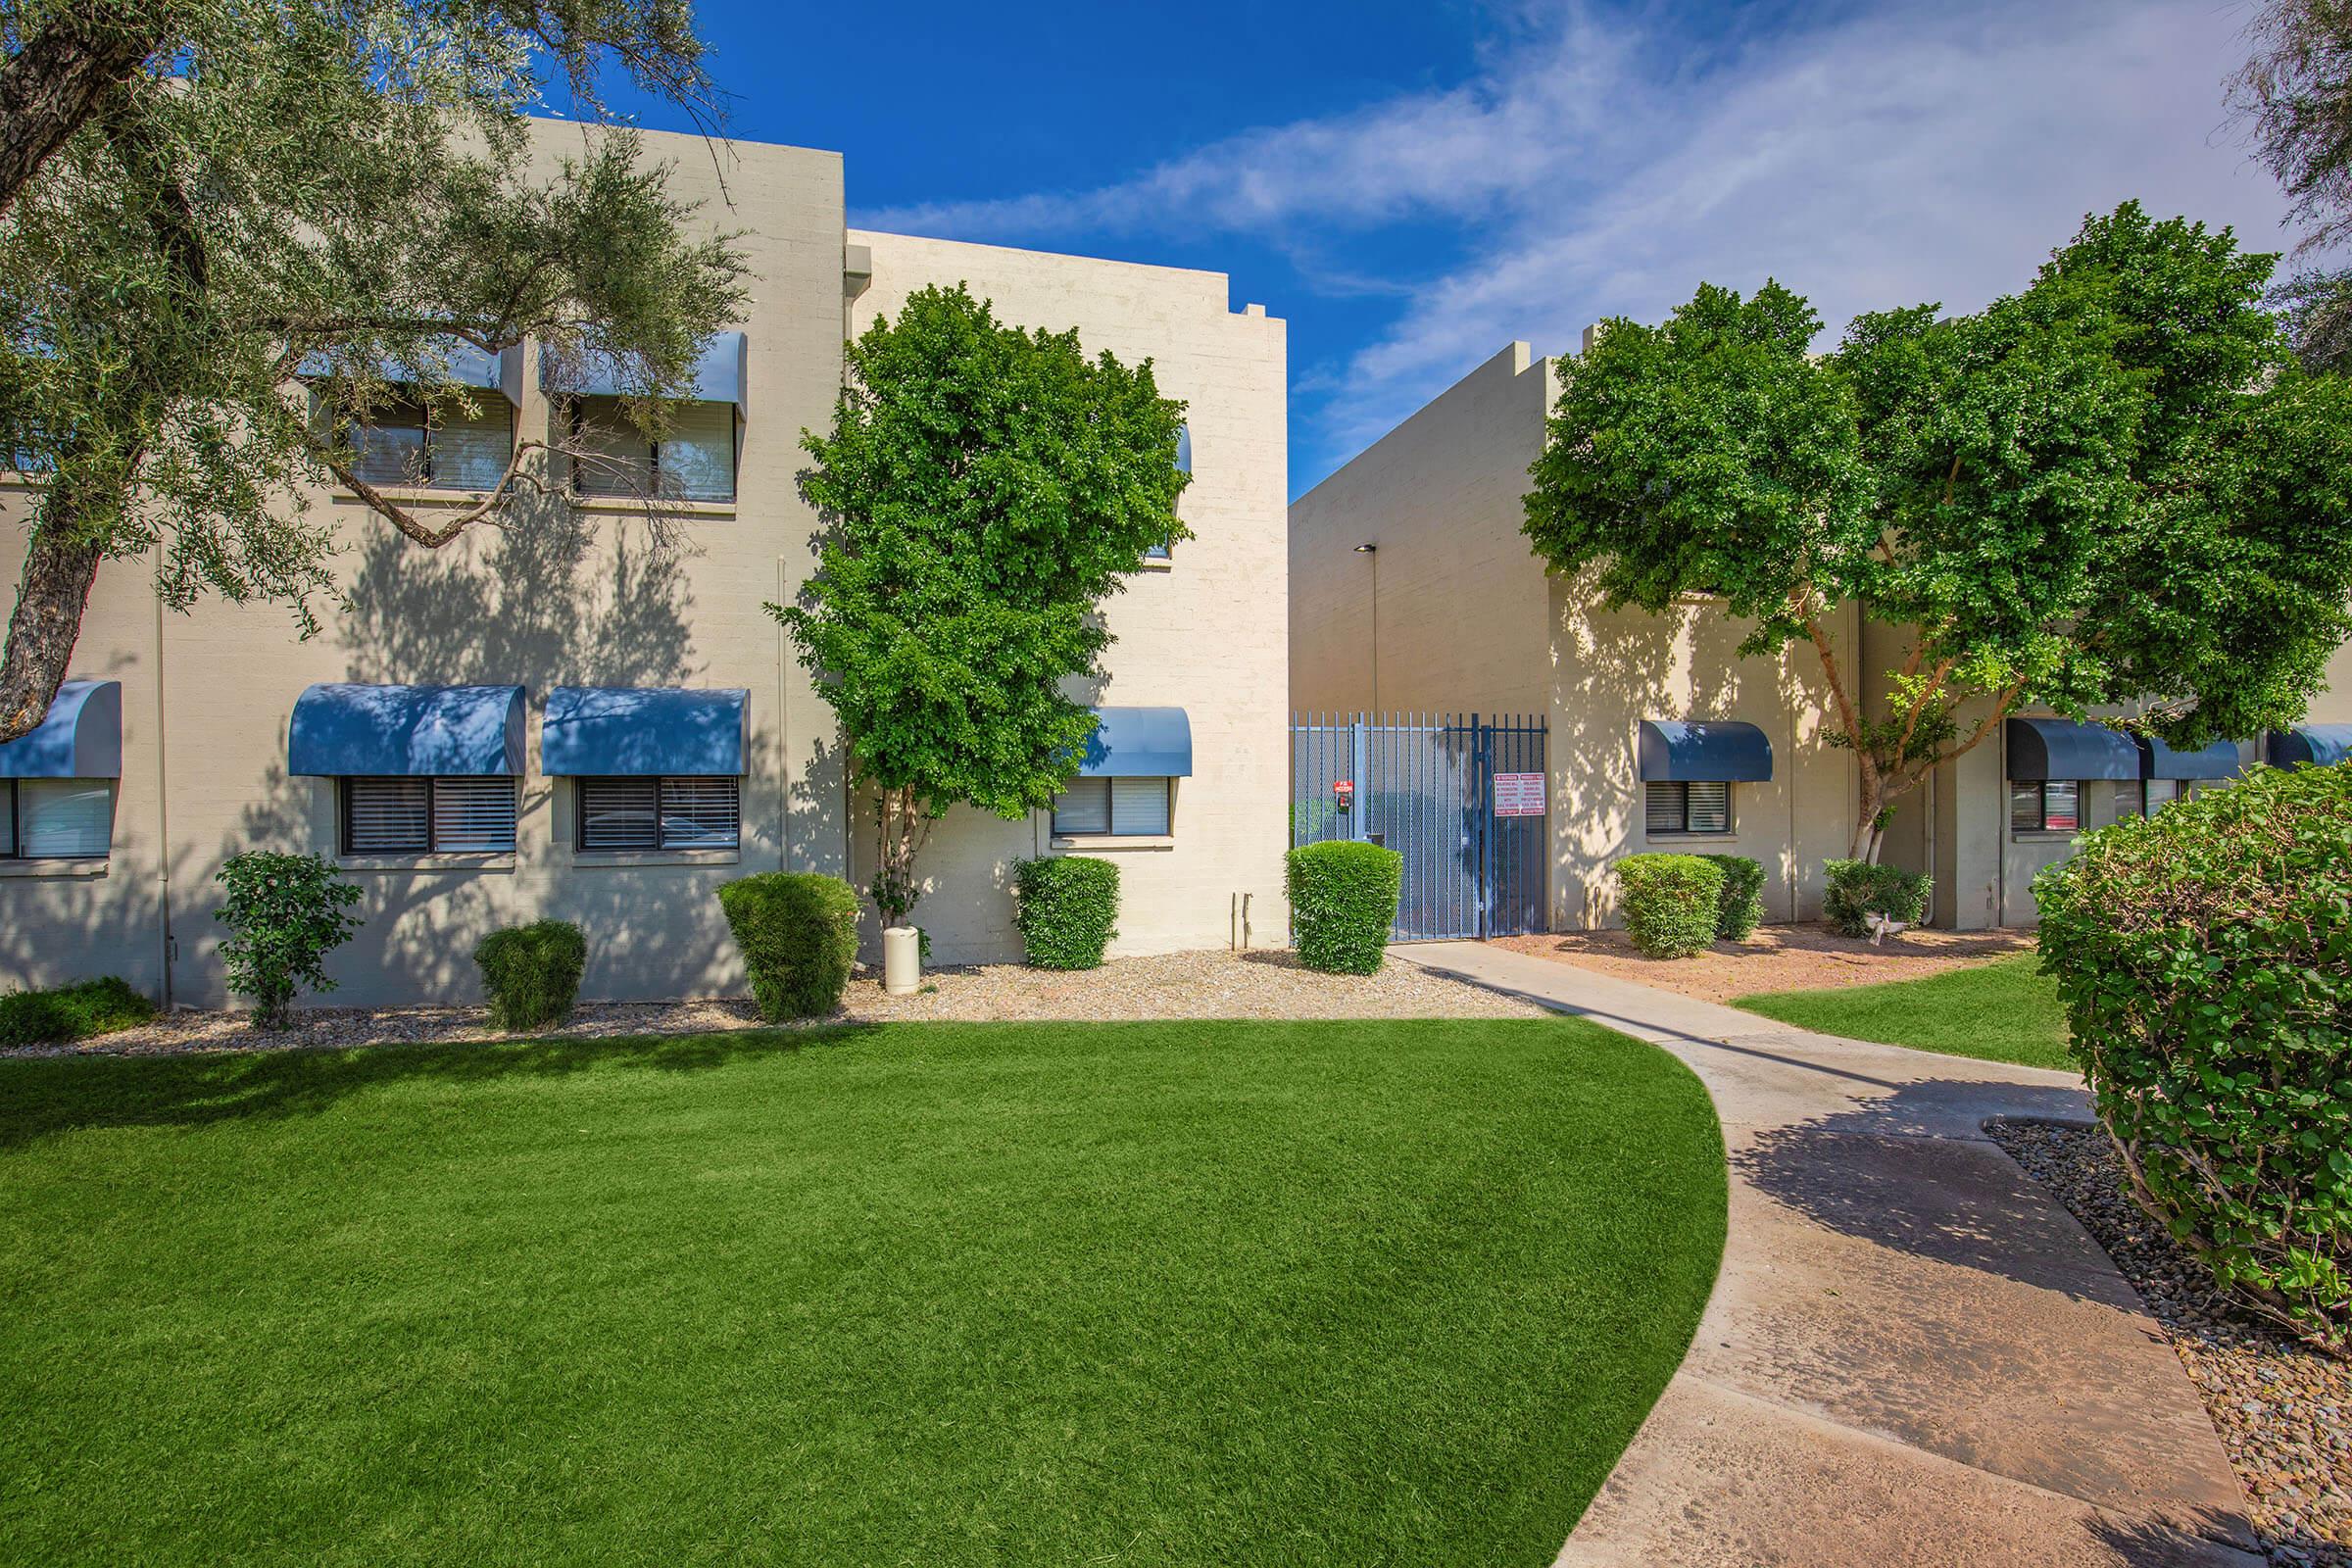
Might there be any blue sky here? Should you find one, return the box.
[612,0,2303,496]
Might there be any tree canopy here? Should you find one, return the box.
[2230,0,2352,370]
[0,0,747,742]
[1524,201,2352,857]
[775,284,1190,923]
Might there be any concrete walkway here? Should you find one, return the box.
[1401,942,2260,1568]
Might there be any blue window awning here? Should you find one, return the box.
[2005,716,2139,781]
[0,679,121,778]
[2267,723,2352,769]
[540,331,747,413]
[289,684,525,777]
[2138,735,2245,780]
[541,687,748,776]
[1076,707,1193,778]
[296,340,523,404]
[1638,719,1772,783]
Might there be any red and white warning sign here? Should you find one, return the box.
[1492,772,1546,817]
[1334,778,1355,811]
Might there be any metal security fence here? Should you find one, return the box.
[1292,712,1548,941]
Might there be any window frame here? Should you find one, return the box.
[1643,778,1733,836]
[1052,775,1174,838]
[2009,778,2084,836]
[2,777,115,861]
[333,387,515,493]
[338,775,517,857]
[563,395,739,504]
[573,774,743,853]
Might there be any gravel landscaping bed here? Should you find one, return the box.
[9,948,1546,1057]
[1492,921,2035,1004]
[1989,1120,2350,1567]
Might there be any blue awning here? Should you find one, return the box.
[2138,735,2245,780]
[1076,707,1193,777]
[1637,719,1772,782]
[540,687,748,776]
[0,679,121,778]
[2267,723,2352,769]
[2006,716,2139,781]
[540,331,747,412]
[289,684,524,777]
[296,340,523,404]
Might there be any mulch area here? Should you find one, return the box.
[7,947,1549,1058]
[1490,920,2037,1004]
[1989,1120,2350,1567]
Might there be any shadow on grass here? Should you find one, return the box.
[0,1025,883,1152]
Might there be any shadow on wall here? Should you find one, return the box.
[0,819,191,1000]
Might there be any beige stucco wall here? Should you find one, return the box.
[841,230,1291,964]
[4,127,852,1006]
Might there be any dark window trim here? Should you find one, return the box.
[562,396,739,504]
[338,775,516,856]
[334,387,514,493]
[2,776,114,860]
[1052,775,1173,837]
[1645,779,1733,836]
[573,774,742,852]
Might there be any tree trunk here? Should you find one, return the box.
[0,523,107,743]
[0,0,172,219]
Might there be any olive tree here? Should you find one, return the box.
[1524,202,2352,859]
[776,284,1189,926]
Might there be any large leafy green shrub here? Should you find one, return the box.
[474,920,588,1033]
[1615,854,1726,959]
[1286,842,1402,975]
[1822,859,1933,939]
[1699,853,1766,941]
[0,977,157,1048]
[717,872,862,1021]
[2035,762,2351,1352]
[1011,856,1120,970]
[214,852,364,1029]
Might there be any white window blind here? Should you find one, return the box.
[350,405,428,487]
[1686,780,1731,834]
[2042,779,2080,832]
[15,779,113,858]
[578,776,738,851]
[1644,781,1684,834]
[430,399,515,490]
[659,402,738,502]
[2009,781,2043,834]
[2145,778,2180,812]
[431,777,518,852]
[1645,780,1731,834]
[345,777,430,853]
[579,777,659,850]
[660,777,740,848]
[1111,776,1170,835]
[568,397,657,498]
[1053,777,1111,835]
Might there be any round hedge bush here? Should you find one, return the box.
[1613,854,1725,959]
[717,872,862,1021]
[1012,856,1120,969]
[1698,853,1765,942]
[2035,761,2350,1352]
[1822,858,1933,939]
[473,919,587,1033]
[1286,841,1402,974]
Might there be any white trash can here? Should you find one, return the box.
[882,925,921,996]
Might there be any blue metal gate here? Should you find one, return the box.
[1291,712,1548,941]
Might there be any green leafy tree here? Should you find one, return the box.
[2229,0,2352,369]
[775,284,1189,926]
[1525,202,2352,859]
[214,850,363,1028]
[0,0,747,743]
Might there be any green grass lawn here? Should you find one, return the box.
[0,1018,1724,1567]
[1732,953,2074,1070]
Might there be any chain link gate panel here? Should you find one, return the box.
[1291,712,1548,942]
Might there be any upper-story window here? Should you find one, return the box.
[564,396,738,504]
[1149,422,1192,562]
[337,389,516,491]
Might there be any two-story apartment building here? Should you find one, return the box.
[0,125,1291,1006]
[1291,339,2352,932]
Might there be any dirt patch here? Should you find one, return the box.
[1487,921,2036,1005]
[12,947,1550,1058]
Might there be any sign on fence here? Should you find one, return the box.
[1492,772,1545,817]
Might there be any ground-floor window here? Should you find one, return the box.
[342,776,517,854]
[576,776,741,852]
[1644,779,1731,835]
[2010,778,2146,835]
[3,778,114,858]
[1053,776,1173,837]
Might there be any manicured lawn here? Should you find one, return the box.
[0,1018,1724,1567]
[1732,953,2074,1070]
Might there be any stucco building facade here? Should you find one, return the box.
[0,124,1290,1005]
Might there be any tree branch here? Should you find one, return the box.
[0,0,171,220]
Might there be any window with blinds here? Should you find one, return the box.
[338,391,514,491]
[1643,780,1731,835]
[4,779,115,858]
[1051,776,1172,837]
[349,401,428,487]
[565,396,736,503]
[341,777,514,855]
[577,776,740,851]
[2009,779,2082,834]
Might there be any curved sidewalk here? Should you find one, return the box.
[1402,942,2260,1568]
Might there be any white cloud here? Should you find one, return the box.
[858,0,2302,483]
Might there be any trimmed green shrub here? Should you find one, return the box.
[1011,856,1120,969]
[1698,853,1766,942]
[717,872,861,1021]
[1614,854,1726,958]
[215,852,364,1029]
[0,976,157,1048]
[2035,762,2351,1353]
[1822,858,1933,939]
[1286,841,1402,974]
[474,920,587,1033]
